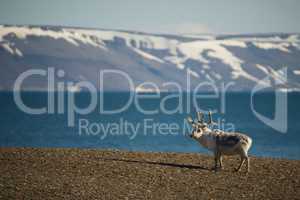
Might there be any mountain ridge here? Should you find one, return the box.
[0,25,300,92]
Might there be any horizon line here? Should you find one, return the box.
[1,23,300,37]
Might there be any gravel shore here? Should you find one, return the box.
[0,148,299,199]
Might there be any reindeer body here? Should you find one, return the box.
[188,112,253,172]
[192,127,217,151]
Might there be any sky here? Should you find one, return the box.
[0,0,299,34]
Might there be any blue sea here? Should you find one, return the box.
[0,91,299,159]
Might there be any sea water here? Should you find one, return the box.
[0,91,299,159]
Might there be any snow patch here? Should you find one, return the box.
[211,71,222,80]
[1,43,23,57]
[262,65,287,86]
[69,29,179,53]
[132,48,164,63]
[15,48,23,57]
[293,70,300,75]
[205,74,214,82]
[221,40,247,48]
[0,26,106,49]
[1,43,14,54]
[177,40,265,83]
[253,42,290,52]
[202,64,210,69]
[187,68,199,78]
[287,35,300,43]
[164,56,186,69]
[135,85,160,93]
[255,64,269,74]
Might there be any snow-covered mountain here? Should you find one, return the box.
[1,25,300,91]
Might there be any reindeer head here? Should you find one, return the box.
[187,111,216,139]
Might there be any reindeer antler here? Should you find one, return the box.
[186,115,197,128]
[197,111,203,123]
[187,116,194,124]
[207,110,217,126]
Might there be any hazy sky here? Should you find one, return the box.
[0,0,299,34]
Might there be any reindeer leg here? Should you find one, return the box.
[214,154,218,171]
[219,155,223,170]
[214,151,221,171]
[246,156,250,172]
[235,156,245,172]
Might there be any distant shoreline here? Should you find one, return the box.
[0,147,299,199]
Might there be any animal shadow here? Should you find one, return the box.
[101,157,212,171]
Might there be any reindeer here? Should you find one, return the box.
[187,111,252,172]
